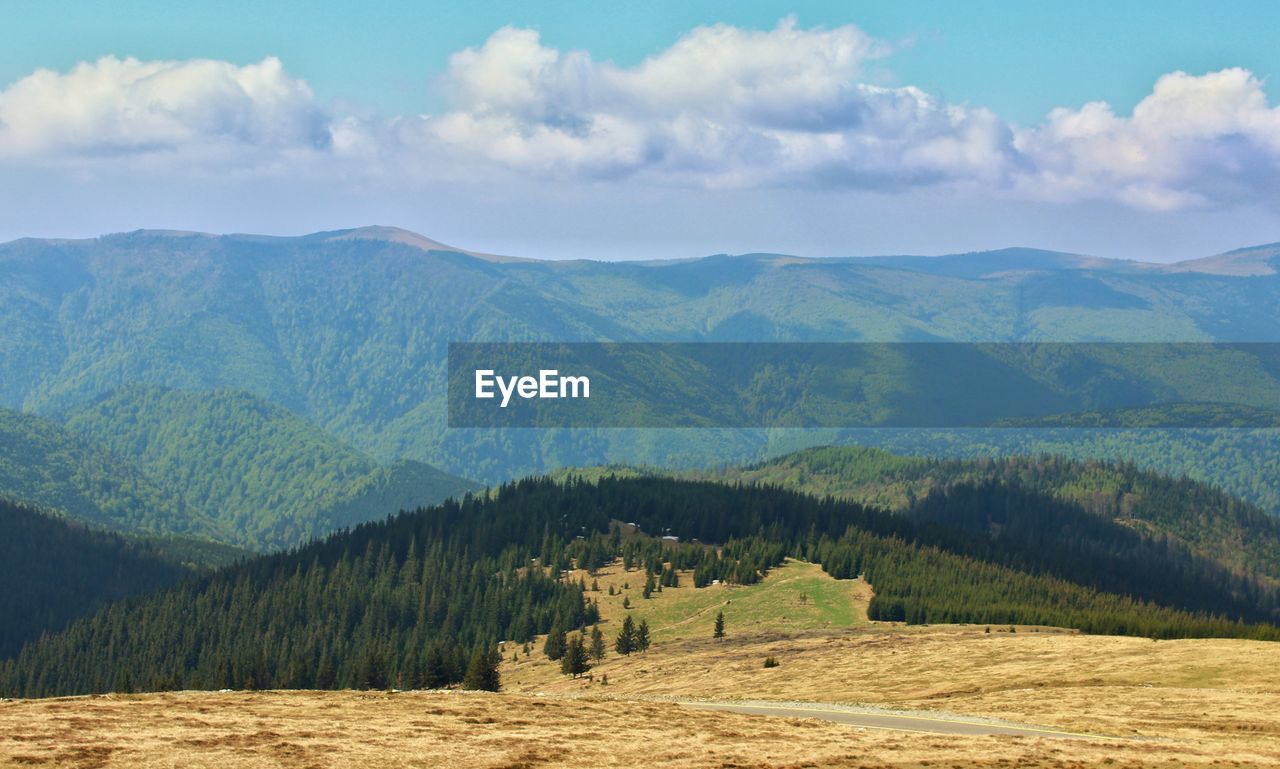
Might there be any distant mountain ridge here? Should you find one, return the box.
[2,226,1279,486]
[11,226,1274,278]
[38,225,1270,274]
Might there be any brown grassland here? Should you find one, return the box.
[3,559,1279,768]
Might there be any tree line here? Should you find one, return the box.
[4,474,1279,698]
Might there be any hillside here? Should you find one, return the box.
[838,426,1280,516]
[3,228,1280,485]
[5,475,1277,698]
[0,405,217,539]
[716,446,1280,580]
[64,385,479,550]
[0,499,190,659]
[5,557,1280,766]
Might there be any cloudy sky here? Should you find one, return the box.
[2,0,1279,260]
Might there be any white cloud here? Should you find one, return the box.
[1,24,1278,211]
[424,19,1019,187]
[1014,68,1280,209]
[0,56,329,160]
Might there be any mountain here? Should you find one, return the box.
[2,227,1279,486]
[712,446,1280,580]
[827,427,1280,518]
[0,499,191,659]
[64,385,480,550]
[4,475,1276,698]
[0,405,214,538]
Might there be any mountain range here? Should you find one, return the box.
[4,225,1280,695]
[3,227,1279,487]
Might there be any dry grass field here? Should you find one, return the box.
[4,688,1277,769]
[4,559,1279,768]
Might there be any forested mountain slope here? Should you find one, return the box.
[2,228,1279,484]
[0,499,191,659]
[64,385,479,550]
[0,406,215,539]
[717,447,1280,579]
[5,476,1276,698]
[834,427,1280,515]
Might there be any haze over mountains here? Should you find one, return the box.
[3,225,1279,495]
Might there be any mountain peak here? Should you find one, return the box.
[314,226,528,263]
[1163,243,1280,276]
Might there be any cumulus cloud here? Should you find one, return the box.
[1,22,1279,211]
[0,55,330,161]
[1014,68,1280,209]
[425,20,1019,187]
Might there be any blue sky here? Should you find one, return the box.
[7,1,1278,123]
[2,1,1278,260]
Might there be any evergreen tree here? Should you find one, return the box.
[616,615,637,655]
[643,573,655,599]
[560,634,591,678]
[358,649,387,690]
[543,625,567,661]
[589,625,606,662]
[462,647,501,692]
[713,611,725,639]
[636,620,651,652]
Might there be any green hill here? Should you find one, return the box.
[560,446,1280,581]
[4,475,1277,698]
[0,499,191,659]
[0,406,217,539]
[64,385,480,550]
[711,447,1280,578]
[829,427,1280,518]
[712,446,1280,581]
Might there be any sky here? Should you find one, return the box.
[1,0,1279,261]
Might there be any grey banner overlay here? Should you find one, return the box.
[447,342,1280,428]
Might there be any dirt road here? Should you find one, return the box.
[684,700,1111,739]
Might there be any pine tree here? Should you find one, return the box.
[560,634,591,678]
[462,647,501,692]
[543,625,567,661]
[713,610,725,639]
[589,625,606,662]
[643,572,655,599]
[636,620,651,652]
[615,614,637,655]
[359,649,387,690]
[622,596,631,609]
